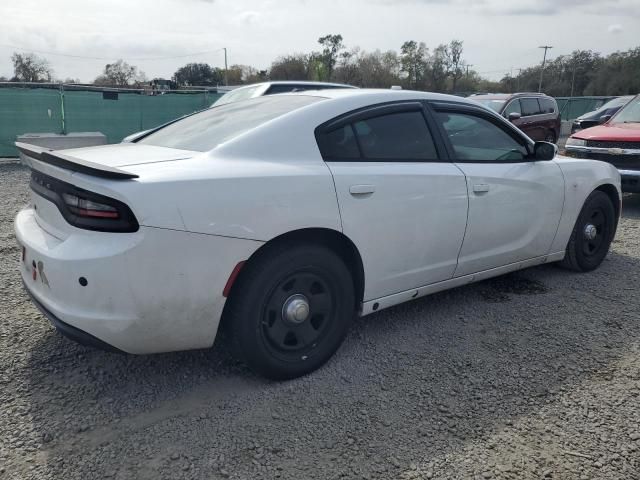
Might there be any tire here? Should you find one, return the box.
[226,243,355,380]
[559,191,616,272]
[545,131,557,143]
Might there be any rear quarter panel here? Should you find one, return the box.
[549,156,621,254]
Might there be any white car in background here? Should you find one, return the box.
[214,80,357,106]
[16,89,620,379]
[121,81,356,143]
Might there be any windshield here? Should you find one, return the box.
[138,95,324,151]
[215,85,263,106]
[603,96,634,109]
[584,96,634,118]
[611,96,640,124]
[474,99,506,112]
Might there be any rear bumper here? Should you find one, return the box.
[24,281,123,353]
[15,207,262,354]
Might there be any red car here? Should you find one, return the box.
[565,94,640,192]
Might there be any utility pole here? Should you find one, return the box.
[570,64,577,98]
[538,45,553,93]
[223,47,228,86]
[465,64,474,77]
[516,69,522,92]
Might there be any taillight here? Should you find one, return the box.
[30,171,139,233]
[62,193,120,219]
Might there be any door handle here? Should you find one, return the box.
[349,184,376,195]
[473,184,490,194]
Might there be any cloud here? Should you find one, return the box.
[235,10,260,25]
[482,0,640,17]
[608,24,623,34]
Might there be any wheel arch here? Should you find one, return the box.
[595,183,621,227]
[225,227,366,311]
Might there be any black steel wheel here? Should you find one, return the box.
[261,271,334,361]
[560,191,616,272]
[226,243,354,380]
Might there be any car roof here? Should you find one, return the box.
[471,94,510,100]
[471,92,550,100]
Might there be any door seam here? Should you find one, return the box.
[452,162,471,278]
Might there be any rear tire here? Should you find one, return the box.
[559,191,616,272]
[545,131,557,143]
[226,243,354,380]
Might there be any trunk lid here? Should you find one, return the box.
[17,142,197,239]
[17,142,197,180]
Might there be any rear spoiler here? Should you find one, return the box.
[15,142,139,180]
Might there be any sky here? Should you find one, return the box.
[0,0,639,83]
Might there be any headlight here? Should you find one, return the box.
[566,138,586,147]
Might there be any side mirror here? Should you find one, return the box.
[533,141,556,161]
[507,112,521,121]
[599,114,612,124]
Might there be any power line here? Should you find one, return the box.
[0,43,226,62]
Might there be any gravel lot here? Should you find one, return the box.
[1,159,639,480]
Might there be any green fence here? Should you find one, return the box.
[0,83,223,157]
[0,85,623,157]
[555,96,616,122]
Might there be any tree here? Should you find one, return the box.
[269,54,310,80]
[240,65,268,84]
[332,48,361,86]
[444,40,464,92]
[429,45,448,92]
[225,65,244,85]
[172,63,224,86]
[11,52,53,82]
[400,41,428,89]
[94,59,146,86]
[317,34,345,80]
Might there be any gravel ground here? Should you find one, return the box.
[1,159,639,480]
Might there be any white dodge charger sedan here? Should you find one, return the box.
[15,89,621,379]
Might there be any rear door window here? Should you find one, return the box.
[317,125,360,159]
[521,98,541,117]
[353,111,438,160]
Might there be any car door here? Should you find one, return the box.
[317,102,469,301]
[430,102,564,277]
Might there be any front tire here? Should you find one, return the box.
[227,243,355,380]
[560,191,616,272]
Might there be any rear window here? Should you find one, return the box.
[138,95,324,152]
